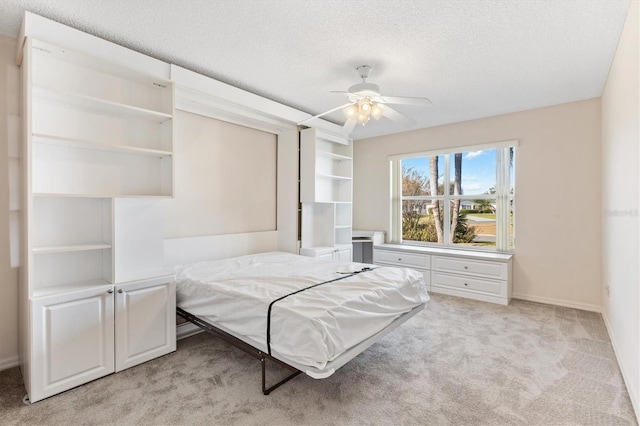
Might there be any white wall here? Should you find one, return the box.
[601,0,639,417]
[0,34,20,370]
[354,99,602,311]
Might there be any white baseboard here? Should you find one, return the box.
[176,322,203,340]
[602,311,639,423]
[512,293,601,313]
[0,355,19,372]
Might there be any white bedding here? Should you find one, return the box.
[175,252,429,370]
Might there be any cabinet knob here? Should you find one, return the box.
[464,283,468,286]
[107,289,114,294]
[464,266,468,270]
[398,258,402,261]
[118,289,123,294]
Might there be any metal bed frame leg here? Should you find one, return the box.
[260,353,301,395]
[177,308,302,395]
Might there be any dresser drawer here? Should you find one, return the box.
[374,250,430,268]
[432,256,507,280]
[432,272,505,297]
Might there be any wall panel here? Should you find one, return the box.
[164,111,277,239]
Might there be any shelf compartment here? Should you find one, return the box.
[32,141,173,197]
[335,202,352,228]
[33,250,113,294]
[33,134,173,158]
[32,100,173,153]
[32,39,173,115]
[300,128,352,204]
[300,203,335,249]
[316,136,351,154]
[335,226,353,246]
[32,197,112,248]
[33,244,112,255]
[32,279,112,299]
[34,86,172,123]
[316,150,352,161]
[316,173,352,181]
[315,155,352,180]
[314,178,352,203]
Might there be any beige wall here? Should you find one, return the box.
[354,99,602,311]
[0,35,20,369]
[601,0,639,417]
[164,110,277,239]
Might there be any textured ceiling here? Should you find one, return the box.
[0,0,630,140]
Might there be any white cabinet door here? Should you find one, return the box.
[336,247,352,261]
[31,286,115,403]
[301,247,352,261]
[115,276,176,372]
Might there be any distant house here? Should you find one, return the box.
[460,200,496,213]
[460,200,477,210]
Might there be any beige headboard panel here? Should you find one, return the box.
[164,231,279,267]
[164,110,277,239]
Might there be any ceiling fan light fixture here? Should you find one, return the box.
[345,96,381,126]
[299,64,430,132]
[356,112,370,125]
[358,98,371,111]
[370,102,384,120]
[343,104,358,119]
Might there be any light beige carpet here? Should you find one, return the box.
[0,294,636,425]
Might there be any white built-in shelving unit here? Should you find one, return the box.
[19,35,176,403]
[299,128,353,261]
[29,40,174,198]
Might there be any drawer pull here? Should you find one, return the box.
[464,266,468,270]
[464,283,468,286]
[398,258,402,261]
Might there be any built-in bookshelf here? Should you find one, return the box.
[20,34,176,403]
[299,128,353,260]
[31,197,112,298]
[30,39,174,198]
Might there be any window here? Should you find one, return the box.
[390,141,516,252]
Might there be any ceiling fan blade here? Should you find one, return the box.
[330,90,351,95]
[383,105,417,127]
[381,96,433,107]
[342,118,357,135]
[297,102,353,125]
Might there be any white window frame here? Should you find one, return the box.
[389,140,518,252]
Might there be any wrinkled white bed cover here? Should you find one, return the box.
[175,252,429,376]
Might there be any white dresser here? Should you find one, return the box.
[374,244,513,305]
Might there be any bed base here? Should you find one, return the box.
[176,307,301,395]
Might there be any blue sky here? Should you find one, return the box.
[402,149,497,195]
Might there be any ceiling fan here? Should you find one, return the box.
[298,65,433,134]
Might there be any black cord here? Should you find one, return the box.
[266,267,376,355]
